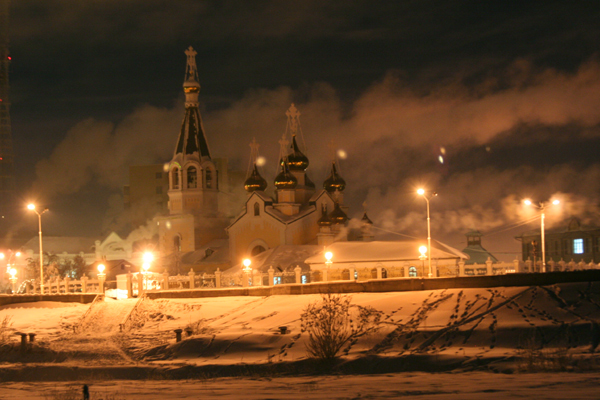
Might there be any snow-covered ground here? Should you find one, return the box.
[0,282,599,398]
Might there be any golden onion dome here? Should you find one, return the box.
[323,162,346,192]
[329,202,348,224]
[317,205,332,226]
[287,135,309,171]
[244,164,268,192]
[274,160,297,189]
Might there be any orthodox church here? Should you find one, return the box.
[226,103,358,266]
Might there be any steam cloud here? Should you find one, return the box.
[30,59,600,255]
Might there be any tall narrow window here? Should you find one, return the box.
[409,266,418,277]
[174,234,182,252]
[573,238,584,254]
[253,202,260,216]
[171,168,180,190]
[187,166,197,189]
[205,168,212,188]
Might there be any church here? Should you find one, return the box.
[152,47,466,279]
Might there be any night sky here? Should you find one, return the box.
[6,0,600,258]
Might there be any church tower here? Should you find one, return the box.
[167,47,219,217]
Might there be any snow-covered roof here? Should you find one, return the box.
[305,240,468,264]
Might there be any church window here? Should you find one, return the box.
[254,202,260,216]
[273,276,282,285]
[573,238,584,254]
[187,166,197,189]
[205,168,213,188]
[409,266,417,277]
[171,168,180,189]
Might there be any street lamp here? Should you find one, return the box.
[242,258,252,286]
[524,199,560,273]
[27,204,49,294]
[9,267,17,294]
[324,251,333,268]
[417,189,437,278]
[97,263,106,293]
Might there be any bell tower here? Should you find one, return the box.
[167,46,219,217]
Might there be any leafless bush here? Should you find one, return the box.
[301,293,382,360]
[0,316,13,343]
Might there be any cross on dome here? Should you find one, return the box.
[184,46,199,83]
[286,103,301,135]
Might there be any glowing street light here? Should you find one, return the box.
[97,263,106,277]
[242,258,252,273]
[27,203,49,294]
[417,189,437,278]
[324,251,333,267]
[524,198,560,273]
[9,267,17,294]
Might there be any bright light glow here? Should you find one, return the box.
[417,188,425,196]
[419,246,427,256]
[552,200,560,205]
[9,268,16,278]
[142,252,154,263]
[0,253,4,260]
[243,258,251,268]
[142,262,151,272]
[256,156,266,166]
[324,251,333,261]
[438,155,444,164]
[15,252,20,257]
[27,204,35,210]
[337,149,347,159]
[524,199,532,206]
[97,264,106,274]
[440,147,446,155]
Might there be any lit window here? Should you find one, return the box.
[573,238,584,254]
[409,266,417,277]
[274,276,282,285]
[301,275,308,284]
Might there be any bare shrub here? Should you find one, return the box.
[0,316,13,343]
[300,293,382,360]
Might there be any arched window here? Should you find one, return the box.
[251,245,266,256]
[409,266,417,277]
[253,202,260,216]
[171,168,180,190]
[187,166,197,189]
[205,168,213,188]
[174,234,182,252]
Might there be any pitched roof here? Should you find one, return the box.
[305,240,468,264]
[23,236,96,254]
[174,106,211,160]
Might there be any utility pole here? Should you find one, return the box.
[0,0,15,219]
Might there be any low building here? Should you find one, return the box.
[516,217,600,263]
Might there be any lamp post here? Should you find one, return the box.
[27,204,49,294]
[97,263,106,293]
[419,245,427,277]
[417,189,437,278]
[524,199,560,273]
[242,258,252,287]
[142,252,153,291]
[9,267,17,294]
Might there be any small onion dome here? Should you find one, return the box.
[244,164,268,192]
[323,162,346,192]
[287,135,309,171]
[318,205,332,226]
[274,160,298,189]
[329,202,348,224]
[361,212,373,225]
[305,173,316,188]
